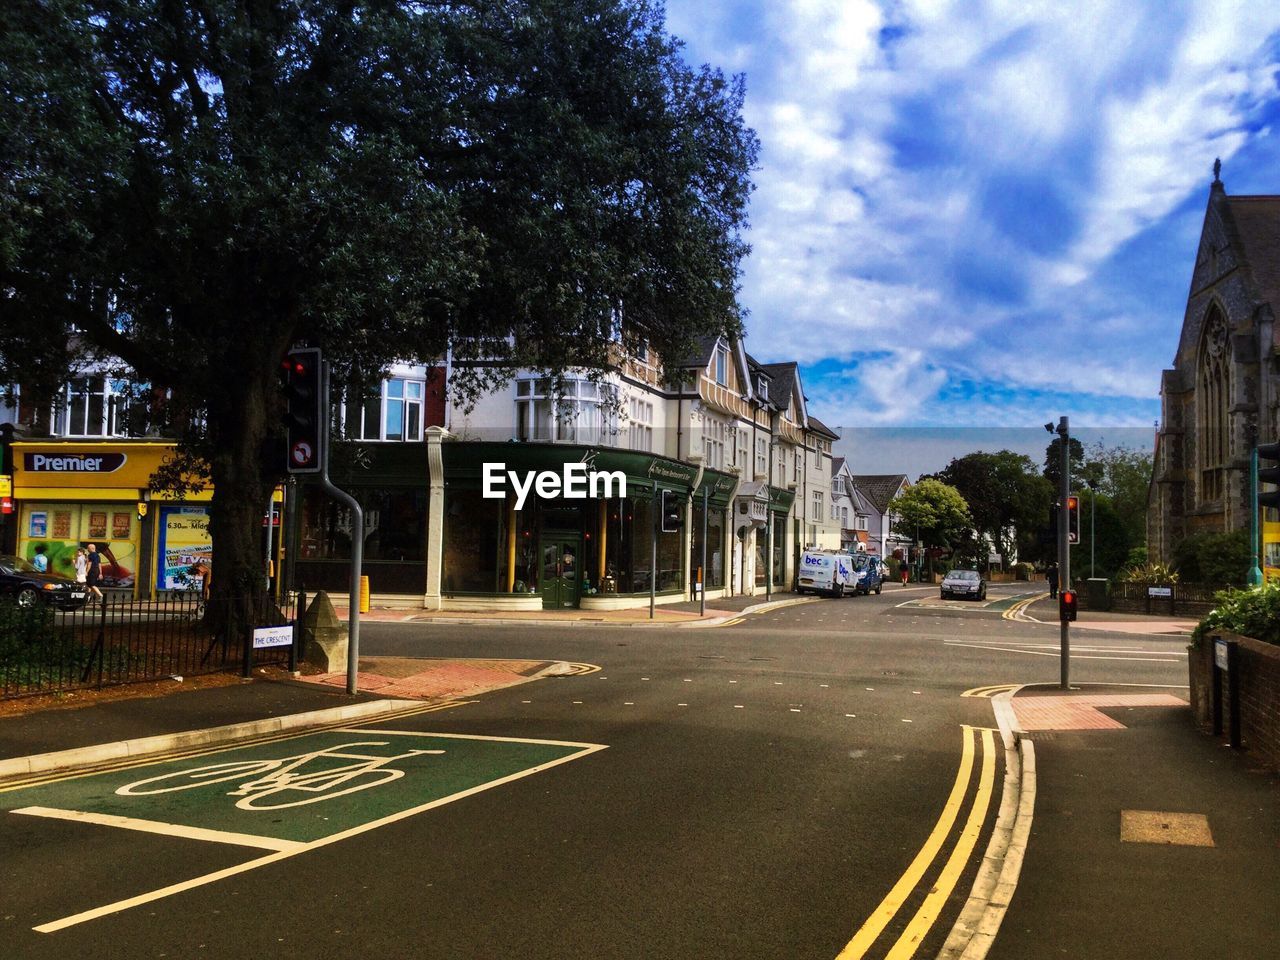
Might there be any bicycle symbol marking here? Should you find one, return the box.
[114,741,445,811]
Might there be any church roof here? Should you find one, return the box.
[1222,195,1280,346]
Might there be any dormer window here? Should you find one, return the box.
[714,345,729,386]
[755,376,768,402]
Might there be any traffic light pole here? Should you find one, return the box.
[1057,417,1071,690]
[319,362,364,695]
[1249,448,1262,586]
[650,480,657,621]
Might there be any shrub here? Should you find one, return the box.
[1118,562,1179,585]
[1172,530,1251,586]
[1192,580,1280,648]
[1013,562,1035,581]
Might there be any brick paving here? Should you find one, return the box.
[298,659,549,701]
[1012,693,1188,731]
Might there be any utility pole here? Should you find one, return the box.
[1056,417,1071,689]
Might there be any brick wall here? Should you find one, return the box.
[1189,630,1280,772]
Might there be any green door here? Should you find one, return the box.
[540,538,580,609]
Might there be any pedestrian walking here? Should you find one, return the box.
[1046,562,1059,599]
[74,547,88,585]
[85,543,104,602]
[31,544,49,573]
[899,560,909,585]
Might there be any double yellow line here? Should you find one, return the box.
[1001,594,1044,622]
[836,725,997,959]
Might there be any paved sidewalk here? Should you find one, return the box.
[988,683,1280,960]
[1022,594,1198,635]
[327,590,815,626]
[0,655,572,776]
[0,677,377,762]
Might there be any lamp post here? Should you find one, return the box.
[1086,478,1098,579]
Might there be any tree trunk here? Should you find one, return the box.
[204,359,279,648]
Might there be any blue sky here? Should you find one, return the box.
[665,0,1280,458]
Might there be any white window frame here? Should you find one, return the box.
[516,378,618,445]
[54,377,136,438]
[344,377,426,442]
[714,346,729,386]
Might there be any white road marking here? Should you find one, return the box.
[11,807,305,853]
[34,735,609,933]
[944,640,1183,662]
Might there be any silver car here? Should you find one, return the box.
[940,569,986,601]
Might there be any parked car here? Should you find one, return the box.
[0,555,89,610]
[797,550,858,598]
[851,553,883,595]
[940,569,987,601]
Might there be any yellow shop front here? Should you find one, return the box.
[11,441,212,597]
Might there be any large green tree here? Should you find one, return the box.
[889,479,972,561]
[933,450,1052,567]
[0,1,757,630]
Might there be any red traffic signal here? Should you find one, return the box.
[1060,589,1078,622]
[1066,495,1080,544]
[279,347,323,475]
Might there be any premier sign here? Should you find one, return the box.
[24,452,128,473]
[482,462,627,511]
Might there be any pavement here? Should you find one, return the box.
[326,589,817,626]
[986,682,1280,960]
[1016,592,1199,635]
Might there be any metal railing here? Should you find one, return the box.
[0,592,301,701]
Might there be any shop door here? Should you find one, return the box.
[540,538,580,609]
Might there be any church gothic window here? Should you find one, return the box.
[1197,306,1230,503]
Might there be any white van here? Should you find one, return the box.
[797,550,858,598]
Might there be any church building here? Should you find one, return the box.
[1148,163,1280,566]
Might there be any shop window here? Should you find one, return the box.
[342,377,425,442]
[441,489,505,593]
[690,503,726,590]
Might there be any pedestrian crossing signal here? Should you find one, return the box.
[1067,495,1080,544]
[1060,589,1078,622]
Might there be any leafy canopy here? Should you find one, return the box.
[889,479,972,551]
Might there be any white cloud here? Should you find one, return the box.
[666,0,1280,425]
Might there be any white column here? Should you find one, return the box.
[423,426,450,609]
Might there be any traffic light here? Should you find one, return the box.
[1066,495,1080,544]
[1059,589,1078,622]
[279,347,323,474]
[660,489,683,533]
[1259,442,1280,513]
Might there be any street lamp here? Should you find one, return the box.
[1086,478,1098,578]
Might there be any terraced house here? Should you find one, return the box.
[2,329,849,611]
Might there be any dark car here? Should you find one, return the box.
[851,553,883,595]
[0,555,89,610]
[940,569,987,601]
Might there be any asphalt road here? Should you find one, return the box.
[0,583,1196,960]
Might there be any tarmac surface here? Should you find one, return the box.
[1,585,1275,959]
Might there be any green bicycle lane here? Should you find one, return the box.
[1,727,606,932]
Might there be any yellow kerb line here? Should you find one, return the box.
[884,727,997,959]
[835,726,977,960]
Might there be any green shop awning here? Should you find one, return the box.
[443,441,700,495]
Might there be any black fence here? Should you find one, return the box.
[1091,581,1221,617]
[0,592,304,701]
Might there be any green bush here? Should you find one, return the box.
[1192,580,1280,648]
[1013,562,1035,581]
[1172,531,1251,586]
[0,599,55,650]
